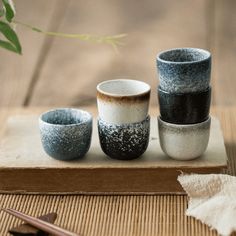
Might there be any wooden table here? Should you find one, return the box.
[0,106,235,236]
[1,1,236,235]
[1,0,236,108]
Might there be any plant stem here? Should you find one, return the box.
[13,20,126,49]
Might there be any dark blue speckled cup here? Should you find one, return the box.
[156,48,211,93]
[39,108,92,161]
[98,116,150,160]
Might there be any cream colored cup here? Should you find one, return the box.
[158,116,211,160]
[97,79,151,124]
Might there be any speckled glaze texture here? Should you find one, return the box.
[158,86,211,124]
[156,48,211,93]
[39,108,92,161]
[98,116,150,160]
[158,117,211,160]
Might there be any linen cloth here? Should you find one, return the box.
[178,174,236,236]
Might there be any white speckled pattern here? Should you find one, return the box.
[98,115,150,160]
[39,108,92,161]
[156,48,211,93]
[158,117,211,160]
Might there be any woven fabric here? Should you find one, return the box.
[178,174,236,236]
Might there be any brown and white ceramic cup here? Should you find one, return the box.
[97,79,151,124]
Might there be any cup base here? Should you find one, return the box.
[42,143,91,161]
[103,150,145,161]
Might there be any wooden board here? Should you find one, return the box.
[0,115,227,194]
[0,106,234,236]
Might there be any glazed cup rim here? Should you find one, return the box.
[98,115,150,126]
[96,79,151,97]
[158,116,211,128]
[158,85,211,95]
[156,47,211,65]
[39,108,93,127]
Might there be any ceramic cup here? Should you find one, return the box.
[98,115,150,160]
[39,108,92,161]
[156,48,211,93]
[97,79,151,124]
[158,116,211,160]
[158,86,211,124]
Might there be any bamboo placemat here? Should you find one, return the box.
[0,107,235,236]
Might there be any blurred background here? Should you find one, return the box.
[0,0,235,108]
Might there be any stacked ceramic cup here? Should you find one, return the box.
[96,79,151,160]
[156,48,211,160]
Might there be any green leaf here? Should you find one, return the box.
[2,0,15,22]
[0,20,21,54]
[0,39,19,53]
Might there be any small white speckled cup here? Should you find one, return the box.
[39,108,92,161]
[97,79,150,124]
[158,116,211,160]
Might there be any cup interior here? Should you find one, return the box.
[158,48,211,63]
[40,109,92,126]
[97,79,150,96]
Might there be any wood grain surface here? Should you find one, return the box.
[0,106,235,235]
[0,0,68,107]
[28,0,208,106]
[1,0,235,108]
[0,0,235,235]
[212,0,236,105]
[0,115,227,194]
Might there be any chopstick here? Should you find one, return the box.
[2,208,80,236]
